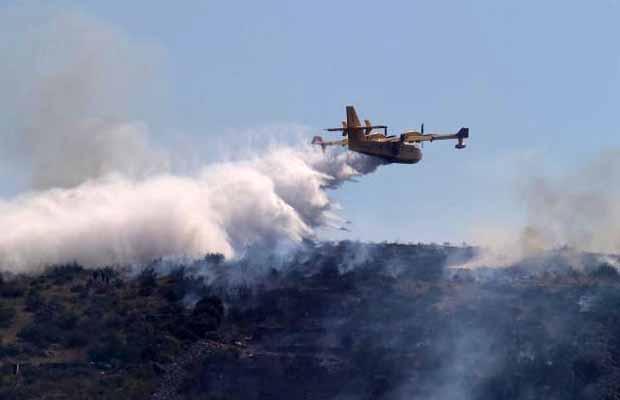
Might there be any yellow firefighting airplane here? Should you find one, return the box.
[312,106,469,164]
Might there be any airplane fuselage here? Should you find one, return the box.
[350,140,423,164]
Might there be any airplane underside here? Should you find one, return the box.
[355,146,423,164]
[360,152,422,164]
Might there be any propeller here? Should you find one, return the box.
[421,123,425,147]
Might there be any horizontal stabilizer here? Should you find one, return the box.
[311,135,348,152]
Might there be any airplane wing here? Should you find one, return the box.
[401,128,469,149]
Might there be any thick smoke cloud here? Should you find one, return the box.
[0,9,386,273]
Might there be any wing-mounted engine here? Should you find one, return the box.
[364,119,373,135]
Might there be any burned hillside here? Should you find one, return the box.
[1,242,620,399]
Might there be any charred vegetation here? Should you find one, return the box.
[0,242,619,399]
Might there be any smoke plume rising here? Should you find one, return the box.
[465,149,620,268]
[520,149,620,253]
[1,8,166,190]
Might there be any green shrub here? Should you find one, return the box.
[45,263,84,284]
[24,290,44,312]
[66,329,90,347]
[138,268,157,296]
[204,253,225,265]
[0,283,26,298]
[88,333,141,364]
[18,322,60,347]
[0,343,19,358]
[18,303,81,347]
[590,263,619,279]
[189,296,224,336]
[0,304,16,328]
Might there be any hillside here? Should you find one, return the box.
[1,242,620,399]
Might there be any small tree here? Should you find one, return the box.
[0,304,15,328]
[190,296,225,336]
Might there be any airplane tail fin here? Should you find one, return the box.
[323,106,367,144]
[346,106,361,128]
[345,106,364,143]
[455,128,469,149]
[311,136,323,145]
[456,128,469,139]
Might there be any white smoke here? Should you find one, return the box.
[0,9,387,273]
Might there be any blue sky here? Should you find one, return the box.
[3,1,620,244]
